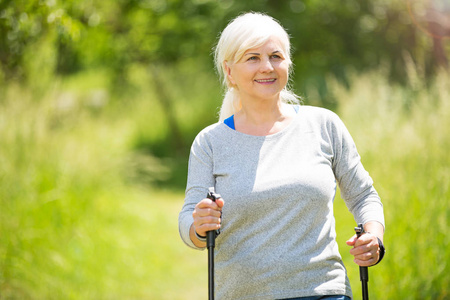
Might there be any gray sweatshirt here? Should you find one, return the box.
[178,106,384,300]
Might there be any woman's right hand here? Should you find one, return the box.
[192,196,224,239]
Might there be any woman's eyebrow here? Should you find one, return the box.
[272,50,282,55]
[244,50,282,57]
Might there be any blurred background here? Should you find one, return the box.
[0,0,449,299]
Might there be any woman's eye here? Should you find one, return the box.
[271,54,281,59]
[247,56,258,61]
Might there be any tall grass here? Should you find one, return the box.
[0,79,206,299]
[331,70,450,300]
[0,68,448,299]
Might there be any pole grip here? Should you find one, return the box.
[355,223,369,300]
[355,223,369,281]
[206,187,221,249]
[206,187,220,300]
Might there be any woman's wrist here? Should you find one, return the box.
[373,237,385,266]
[189,224,207,247]
[195,230,207,242]
[365,231,385,266]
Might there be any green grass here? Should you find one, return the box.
[0,83,207,299]
[0,69,449,299]
[332,70,450,300]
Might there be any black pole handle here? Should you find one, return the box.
[355,223,369,300]
[206,188,221,248]
[206,187,221,300]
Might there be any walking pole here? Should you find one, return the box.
[354,223,369,300]
[206,187,221,300]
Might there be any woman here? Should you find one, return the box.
[178,12,385,300]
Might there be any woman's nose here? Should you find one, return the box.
[259,58,274,72]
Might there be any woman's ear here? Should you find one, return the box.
[223,61,235,85]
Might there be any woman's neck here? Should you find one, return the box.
[234,100,296,136]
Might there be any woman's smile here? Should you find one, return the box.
[254,78,277,84]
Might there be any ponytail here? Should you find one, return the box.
[218,88,241,122]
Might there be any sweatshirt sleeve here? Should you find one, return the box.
[330,114,385,229]
[178,130,216,250]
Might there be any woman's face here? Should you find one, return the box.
[225,37,289,103]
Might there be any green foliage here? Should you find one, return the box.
[0,0,83,80]
[1,0,446,97]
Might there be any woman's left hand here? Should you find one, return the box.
[346,232,381,267]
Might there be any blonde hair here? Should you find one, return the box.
[214,12,300,121]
